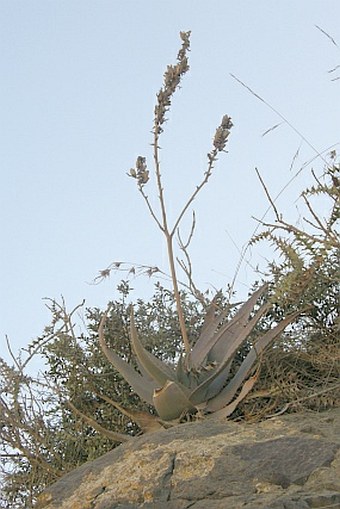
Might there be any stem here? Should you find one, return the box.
[153,139,168,232]
[151,135,221,354]
[171,151,217,236]
[153,132,190,353]
[166,231,191,353]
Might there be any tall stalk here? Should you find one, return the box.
[129,31,233,354]
[152,126,190,352]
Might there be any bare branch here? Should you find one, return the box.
[302,193,330,235]
[261,122,283,137]
[255,168,281,222]
[177,210,196,250]
[171,160,215,237]
[65,398,131,443]
[138,186,164,231]
[315,25,338,48]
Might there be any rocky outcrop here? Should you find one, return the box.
[36,408,340,509]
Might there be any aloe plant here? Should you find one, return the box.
[98,32,300,424]
[99,285,299,422]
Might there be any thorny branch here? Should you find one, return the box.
[254,167,340,249]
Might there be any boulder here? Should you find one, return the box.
[36,407,340,509]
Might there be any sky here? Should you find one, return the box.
[1,1,339,366]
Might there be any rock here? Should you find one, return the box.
[36,408,340,509]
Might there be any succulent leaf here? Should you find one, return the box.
[190,284,268,369]
[205,310,301,412]
[98,392,164,433]
[210,374,259,419]
[200,358,233,401]
[130,310,177,386]
[197,292,226,341]
[98,312,156,405]
[189,301,270,406]
[135,356,159,385]
[208,287,268,363]
[187,299,230,369]
[153,380,196,420]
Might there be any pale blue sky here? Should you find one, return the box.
[1,1,339,361]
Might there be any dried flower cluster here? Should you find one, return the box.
[129,156,149,187]
[154,31,191,134]
[213,114,233,152]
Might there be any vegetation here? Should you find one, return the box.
[0,32,339,508]
[97,31,298,425]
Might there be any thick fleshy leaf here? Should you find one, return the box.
[191,363,221,388]
[98,312,156,405]
[130,311,176,386]
[153,380,196,421]
[188,301,270,406]
[176,362,217,391]
[202,358,233,401]
[207,284,269,364]
[210,374,259,420]
[135,356,158,385]
[208,298,267,364]
[206,310,301,412]
[196,292,226,343]
[190,284,268,369]
[187,299,231,369]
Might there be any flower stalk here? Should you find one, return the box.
[128,32,233,355]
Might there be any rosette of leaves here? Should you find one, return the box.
[99,284,299,423]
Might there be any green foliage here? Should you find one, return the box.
[239,159,340,420]
[0,283,206,508]
[251,159,339,322]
